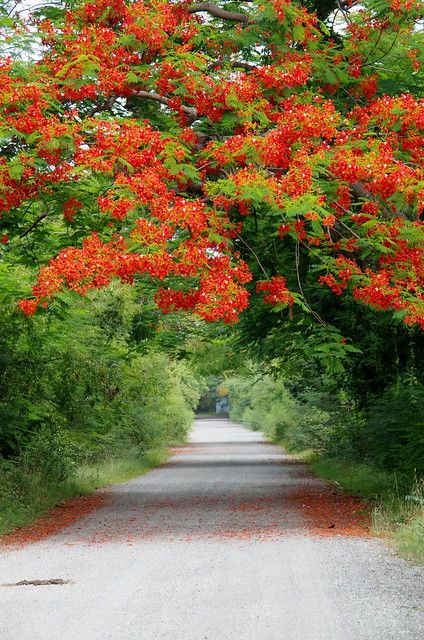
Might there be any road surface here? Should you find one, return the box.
[0,418,423,639]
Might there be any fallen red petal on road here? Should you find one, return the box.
[285,485,370,537]
[1,491,110,549]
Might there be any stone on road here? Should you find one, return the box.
[0,418,423,639]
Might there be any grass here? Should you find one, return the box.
[372,476,424,564]
[75,448,167,490]
[395,515,424,563]
[292,451,424,564]
[309,457,394,498]
[0,448,168,537]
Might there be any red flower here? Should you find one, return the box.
[18,299,38,316]
[256,276,294,306]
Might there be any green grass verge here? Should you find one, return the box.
[75,448,167,490]
[292,451,424,564]
[309,457,394,498]
[395,516,424,564]
[0,448,167,537]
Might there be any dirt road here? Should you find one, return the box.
[0,418,423,639]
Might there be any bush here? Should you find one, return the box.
[284,407,333,453]
[246,380,299,440]
[0,280,203,534]
[228,373,333,448]
[227,373,385,464]
[365,380,424,474]
[227,376,255,422]
[20,427,77,483]
[109,353,200,454]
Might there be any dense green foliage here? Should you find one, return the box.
[227,370,424,476]
[0,271,201,533]
[0,279,200,459]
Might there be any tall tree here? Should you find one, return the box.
[0,0,423,329]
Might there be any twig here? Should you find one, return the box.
[87,95,118,118]
[295,240,327,326]
[235,234,269,279]
[19,213,48,238]
[134,90,198,121]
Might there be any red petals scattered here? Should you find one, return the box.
[1,492,109,548]
[285,486,370,537]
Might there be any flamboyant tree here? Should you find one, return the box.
[0,0,423,328]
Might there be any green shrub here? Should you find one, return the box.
[365,381,424,474]
[227,373,379,464]
[20,427,77,483]
[109,352,199,453]
[0,279,203,534]
[284,407,333,453]
[227,376,255,422]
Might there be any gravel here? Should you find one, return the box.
[0,417,423,639]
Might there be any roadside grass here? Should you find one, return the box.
[75,448,167,490]
[372,476,424,564]
[0,448,167,537]
[309,457,394,498]
[292,451,424,564]
[395,515,424,563]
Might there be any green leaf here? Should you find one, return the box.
[8,162,24,180]
[293,25,305,42]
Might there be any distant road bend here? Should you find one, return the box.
[0,418,423,639]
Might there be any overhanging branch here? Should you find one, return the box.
[19,213,48,239]
[208,60,257,72]
[188,3,250,24]
[350,181,407,220]
[134,90,198,120]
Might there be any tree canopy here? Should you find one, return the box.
[0,0,423,331]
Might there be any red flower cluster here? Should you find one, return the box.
[256,277,294,306]
[0,0,419,330]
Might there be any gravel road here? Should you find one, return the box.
[0,417,423,639]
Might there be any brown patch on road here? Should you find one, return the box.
[0,491,110,549]
[285,486,370,537]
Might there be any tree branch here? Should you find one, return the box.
[208,60,257,72]
[295,240,327,326]
[188,3,250,24]
[235,233,269,279]
[87,95,118,118]
[134,90,198,120]
[19,213,48,238]
[350,181,407,220]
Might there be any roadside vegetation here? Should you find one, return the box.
[227,368,424,563]
[0,276,202,535]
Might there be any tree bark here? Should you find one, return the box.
[188,3,250,24]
